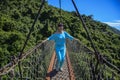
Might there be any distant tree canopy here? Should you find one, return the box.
[0,0,120,69]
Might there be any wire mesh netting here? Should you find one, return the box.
[67,39,120,80]
[0,41,55,80]
[0,40,120,80]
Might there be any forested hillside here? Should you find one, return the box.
[0,0,120,69]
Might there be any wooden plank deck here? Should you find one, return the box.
[46,50,75,80]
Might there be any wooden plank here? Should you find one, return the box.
[66,50,75,80]
[46,51,56,80]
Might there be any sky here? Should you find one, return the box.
[48,0,120,30]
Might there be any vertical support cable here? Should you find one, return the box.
[71,0,99,61]
[71,0,120,75]
[59,0,62,22]
[18,0,45,80]
[71,0,100,79]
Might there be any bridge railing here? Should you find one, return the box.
[67,39,120,80]
[1,39,120,80]
[0,40,55,80]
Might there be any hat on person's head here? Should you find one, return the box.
[58,23,63,26]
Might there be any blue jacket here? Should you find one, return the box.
[47,31,74,50]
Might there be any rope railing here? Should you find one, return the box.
[67,39,120,80]
[0,39,120,80]
[0,40,55,80]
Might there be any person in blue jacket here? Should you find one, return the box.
[46,23,76,72]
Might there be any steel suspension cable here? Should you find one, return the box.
[59,0,62,22]
[18,0,45,80]
[71,0,120,73]
[71,0,100,60]
[19,0,45,58]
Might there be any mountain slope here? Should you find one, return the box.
[0,0,120,69]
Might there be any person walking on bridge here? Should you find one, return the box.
[45,23,77,72]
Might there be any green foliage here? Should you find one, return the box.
[0,0,120,72]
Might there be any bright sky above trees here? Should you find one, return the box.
[48,0,120,30]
